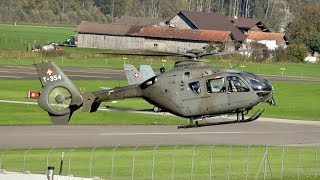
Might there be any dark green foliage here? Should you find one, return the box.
[287,43,308,63]
[273,47,289,62]
[250,42,270,62]
[285,3,320,53]
[0,0,108,24]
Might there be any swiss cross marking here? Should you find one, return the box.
[46,68,54,76]
[134,72,140,78]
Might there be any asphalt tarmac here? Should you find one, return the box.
[1,65,320,82]
[0,118,320,149]
[0,65,125,80]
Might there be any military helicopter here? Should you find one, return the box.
[34,49,275,128]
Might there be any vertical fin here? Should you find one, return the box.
[35,61,83,124]
[124,64,143,85]
[124,64,155,85]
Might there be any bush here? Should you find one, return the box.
[250,42,271,62]
[274,47,289,62]
[288,44,309,63]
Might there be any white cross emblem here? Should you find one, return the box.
[46,69,54,76]
[134,72,140,78]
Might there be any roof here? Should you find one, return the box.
[76,21,132,35]
[247,31,285,41]
[76,21,232,42]
[113,16,164,26]
[128,26,232,42]
[178,11,246,42]
[231,17,270,32]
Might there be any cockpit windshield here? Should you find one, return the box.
[240,72,272,92]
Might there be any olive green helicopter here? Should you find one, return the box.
[34,49,275,128]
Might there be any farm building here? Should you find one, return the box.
[76,11,287,52]
[167,10,247,43]
[243,31,288,50]
[76,21,235,53]
[167,11,287,50]
[230,17,270,34]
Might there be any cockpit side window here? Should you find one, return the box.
[227,76,250,92]
[189,81,201,94]
[206,78,226,93]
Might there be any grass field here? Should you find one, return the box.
[0,146,319,179]
[0,24,75,50]
[0,80,319,125]
[0,102,187,125]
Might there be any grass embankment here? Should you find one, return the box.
[0,80,319,125]
[0,146,319,179]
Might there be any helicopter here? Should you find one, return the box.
[33,49,276,128]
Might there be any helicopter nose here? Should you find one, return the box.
[256,81,276,105]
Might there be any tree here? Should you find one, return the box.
[285,3,320,53]
[288,43,309,63]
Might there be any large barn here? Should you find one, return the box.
[76,21,235,53]
[75,11,287,52]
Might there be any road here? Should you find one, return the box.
[1,65,320,82]
[0,118,320,149]
[0,65,125,80]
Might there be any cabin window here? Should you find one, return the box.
[207,78,225,93]
[189,81,201,94]
[227,76,249,92]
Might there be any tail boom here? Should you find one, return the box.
[35,61,143,124]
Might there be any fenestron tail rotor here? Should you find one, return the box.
[35,62,83,124]
[48,87,72,111]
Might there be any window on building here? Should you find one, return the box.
[154,43,158,47]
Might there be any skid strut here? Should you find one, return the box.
[178,109,265,129]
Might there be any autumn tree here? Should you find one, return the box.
[285,3,320,53]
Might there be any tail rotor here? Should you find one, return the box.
[35,62,83,124]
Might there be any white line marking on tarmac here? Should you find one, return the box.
[0,75,22,78]
[99,131,320,136]
[0,70,36,75]
[1,131,319,137]
[67,74,110,79]
[0,100,37,105]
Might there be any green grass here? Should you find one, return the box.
[218,61,320,78]
[0,24,74,50]
[0,146,319,179]
[251,81,320,121]
[0,102,185,125]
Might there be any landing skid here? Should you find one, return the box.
[178,109,265,129]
